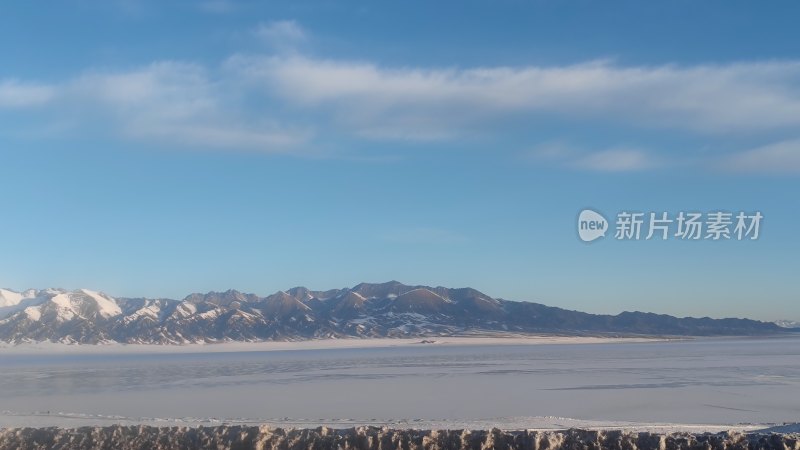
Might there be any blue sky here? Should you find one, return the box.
[1,1,799,321]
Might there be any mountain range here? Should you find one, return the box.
[0,281,795,344]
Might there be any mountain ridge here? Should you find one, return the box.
[0,282,795,344]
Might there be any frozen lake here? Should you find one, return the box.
[0,336,798,429]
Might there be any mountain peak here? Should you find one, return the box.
[391,288,451,313]
[352,280,411,298]
[182,289,259,306]
[0,288,26,308]
[0,283,793,344]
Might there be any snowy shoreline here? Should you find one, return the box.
[0,335,671,355]
[0,411,795,433]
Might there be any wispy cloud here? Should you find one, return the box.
[7,62,309,152]
[72,62,310,152]
[5,27,800,168]
[572,149,662,172]
[229,56,800,138]
[73,62,217,122]
[528,143,663,172]
[253,21,307,51]
[0,80,55,108]
[722,139,800,174]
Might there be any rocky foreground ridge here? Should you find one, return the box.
[0,426,798,450]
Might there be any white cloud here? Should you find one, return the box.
[229,56,800,138]
[7,46,800,166]
[572,149,661,172]
[253,21,307,50]
[0,80,55,108]
[30,62,310,152]
[528,143,662,172]
[73,62,216,121]
[722,139,800,174]
[527,142,579,161]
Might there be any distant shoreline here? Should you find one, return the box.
[0,335,671,355]
[0,414,794,433]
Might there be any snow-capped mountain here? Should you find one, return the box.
[0,281,792,344]
[0,288,123,343]
[775,320,800,328]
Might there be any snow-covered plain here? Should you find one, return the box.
[0,336,798,431]
[0,335,666,354]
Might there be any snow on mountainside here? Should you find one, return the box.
[0,282,794,344]
[0,289,47,319]
[775,320,800,328]
[0,288,25,307]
